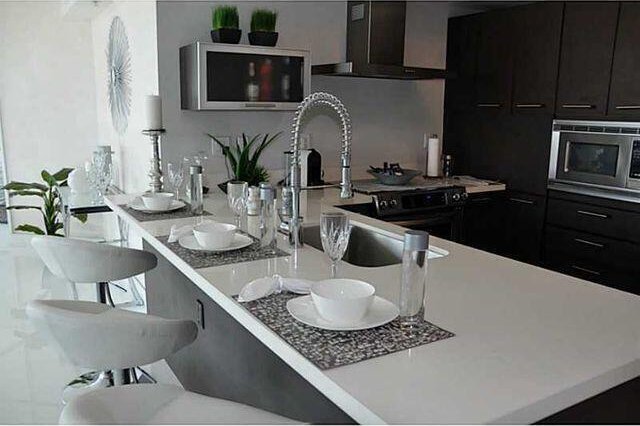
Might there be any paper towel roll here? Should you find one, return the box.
[427,134,441,177]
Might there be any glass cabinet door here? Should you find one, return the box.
[206,52,304,103]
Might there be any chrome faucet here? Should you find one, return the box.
[288,92,353,248]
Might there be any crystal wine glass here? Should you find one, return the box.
[320,212,352,278]
[167,161,185,201]
[227,181,248,228]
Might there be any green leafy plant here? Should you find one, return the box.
[208,132,281,186]
[2,168,87,236]
[212,5,239,30]
[251,9,277,32]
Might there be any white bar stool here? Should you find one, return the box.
[27,299,197,402]
[31,236,157,306]
[59,384,300,424]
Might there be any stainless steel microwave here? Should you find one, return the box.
[549,120,640,199]
[179,42,311,111]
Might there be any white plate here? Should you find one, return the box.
[287,295,399,331]
[128,198,186,213]
[178,233,253,252]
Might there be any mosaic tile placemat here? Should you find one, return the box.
[120,203,212,222]
[238,292,454,370]
[159,232,289,269]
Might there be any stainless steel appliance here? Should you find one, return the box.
[339,186,467,241]
[179,42,310,110]
[549,120,640,202]
[312,1,445,80]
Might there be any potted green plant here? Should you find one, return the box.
[211,5,241,44]
[207,132,281,189]
[249,9,278,47]
[3,168,87,236]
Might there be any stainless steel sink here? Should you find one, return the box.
[302,224,403,267]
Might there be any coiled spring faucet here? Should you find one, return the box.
[288,92,354,249]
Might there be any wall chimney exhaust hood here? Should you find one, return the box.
[312,1,446,80]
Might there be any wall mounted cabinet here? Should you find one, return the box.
[179,42,310,111]
[511,2,563,114]
[556,2,619,118]
[608,2,640,119]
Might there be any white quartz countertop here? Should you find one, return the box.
[105,189,640,424]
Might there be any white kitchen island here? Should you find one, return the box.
[105,188,640,424]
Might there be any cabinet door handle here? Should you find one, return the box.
[577,210,609,219]
[471,197,492,203]
[477,103,502,108]
[244,102,277,108]
[571,265,601,276]
[561,104,595,109]
[615,105,640,110]
[515,103,544,108]
[574,238,605,248]
[509,197,534,205]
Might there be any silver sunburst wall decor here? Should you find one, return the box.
[107,16,132,135]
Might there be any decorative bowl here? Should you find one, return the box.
[311,279,375,324]
[193,222,237,250]
[141,192,174,210]
[367,169,422,185]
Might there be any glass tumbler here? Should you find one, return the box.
[398,230,429,327]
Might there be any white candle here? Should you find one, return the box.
[145,95,163,130]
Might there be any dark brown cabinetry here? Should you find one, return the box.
[474,9,513,112]
[503,192,546,264]
[608,2,640,119]
[511,3,564,114]
[461,191,504,254]
[556,2,619,118]
[544,191,640,294]
[447,1,640,277]
[444,15,478,112]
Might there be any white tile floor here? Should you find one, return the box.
[0,225,179,424]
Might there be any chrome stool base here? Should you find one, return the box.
[62,367,155,404]
[63,371,112,404]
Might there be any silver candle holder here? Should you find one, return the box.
[142,129,166,193]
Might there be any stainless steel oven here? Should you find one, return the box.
[549,120,640,200]
[338,186,467,242]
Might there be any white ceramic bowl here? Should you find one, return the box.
[311,279,375,325]
[193,222,237,250]
[141,192,174,210]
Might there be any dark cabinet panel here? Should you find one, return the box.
[502,192,546,265]
[546,197,640,244]
[511,2,564,114]
[608,2,640,119]
[461,191,505,254]
[502,114,553,196]
[544,226,640,294]
[474,8,513,113]
[556,2,619,118]
[444,15,479,112]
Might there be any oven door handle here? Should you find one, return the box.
[563,140,571,173]
[389,218,453,227]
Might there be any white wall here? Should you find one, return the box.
[91,0,159,193]
[156,1,473,187]
[0,1,98,226]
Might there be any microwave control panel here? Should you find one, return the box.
[627,140,640,189]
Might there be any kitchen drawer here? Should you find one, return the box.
[545,225,640,271]
[546,198,640,243]
[544,226,640,294]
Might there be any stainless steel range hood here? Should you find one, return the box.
[312,1,446,80]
